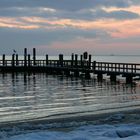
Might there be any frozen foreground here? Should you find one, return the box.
[1,113,140,140]
[4,124,140,140]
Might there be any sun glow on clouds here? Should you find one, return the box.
[0,16,140,38]
[102,6,140,15]
[0,4,140,37]
[0,17,40,29]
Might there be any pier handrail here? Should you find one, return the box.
[93,61,140,74]
[0,59,90,68]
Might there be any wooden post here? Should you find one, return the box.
[108,63,109,71]
[105,63,106,71]
[131,65,133,73]
[2,54,5,66]
[59,54,63,67]
[83,52,88,60]
[12,54,15,67]
[24,48,27,67]
[111,63,113,71]
[74,54,79,76]
[97,73,103,81]
[88,54,91,69]
[75,54,78,67]
[123,64,125,73]
[33,48,36,65]
[93,61,96,71]
[126,76,133,84]
[101,62,102,71]
[134,65,136,73]
[16,54,18,66]
[80,55,83,67]
[119,64,120,72]
[110,74,116,82]
[74,70,79,77]
[85,72,91,79]
[64,70,70,76]
[46,54,48,65]
[71,53,74,67]
[28,54,30,67]
[115,64,117,72]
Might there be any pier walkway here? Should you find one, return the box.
[0,48,140,83]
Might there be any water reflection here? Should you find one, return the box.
[0,73,140,123]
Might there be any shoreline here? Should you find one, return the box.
[0,107,140,130]
[0,107,139,138]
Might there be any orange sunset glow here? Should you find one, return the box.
[0,0,140,55]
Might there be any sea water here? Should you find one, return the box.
[0,55,140,139]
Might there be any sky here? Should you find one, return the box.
[0,0,140,55]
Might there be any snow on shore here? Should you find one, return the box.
[1,124,140,140]
[1,113,140,140]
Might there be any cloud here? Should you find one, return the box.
[0,0,136,11]
[103,10,139,19]
[1,16,140,39]
[0,0,139,22]
[0,0,140,55]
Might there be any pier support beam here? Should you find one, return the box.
[59,54,63,67]
[16,54,18,66]
[46,54,48,65]
[97,73,103,81]
[64,70,70,76]
[28,54,31,67]
[93,61,96,71]
[85,71,91,79]
[24,48,27,67]
[12,54,15,67]
[75,54,78,67]
[110,74,117,82]
[80,55,83,67]
[2,54,5,66]
[71,53,74,67]
[126,76,133,84]
[33,48,36,66]
[74,71,79,77]
[88,54,92,68]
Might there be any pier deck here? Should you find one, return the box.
[0,48,140,83]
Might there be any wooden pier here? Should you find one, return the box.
[0,48,140,83]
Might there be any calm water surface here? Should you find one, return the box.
[0,56,140,123]
[0,73,140,123]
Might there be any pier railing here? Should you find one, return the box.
[94,62,140,74]
[1,59,140,74]
[0,48,140,83]
[0,59,90,68]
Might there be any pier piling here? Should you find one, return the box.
[46,54,48,65]
[75,54,78,67]
[2,54,5,66]
[88,54,91,68]
[28,54,31,67]
[71,53,74,67]
[24,48,27,67]
[16,54,18,66]
[12,54,15,67]
[33,48,36,66]
[59,54,63,67]
[97,73,103,81]
[126,76,133,84]
[110,74,117,82]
